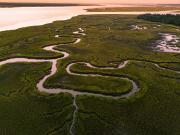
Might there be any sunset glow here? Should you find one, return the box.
[1,0,180,4]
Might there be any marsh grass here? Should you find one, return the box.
[0,15,180,135]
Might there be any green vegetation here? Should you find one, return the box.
[45,61,132,96]
[72,61,180,135]
[0,63,73,135]
[0,27,77,60]
[138,14,180,26]
[0,15,180,135]
[159,62,180,71]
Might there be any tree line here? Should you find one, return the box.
[138,14,180,26]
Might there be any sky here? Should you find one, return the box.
[0,0,180,4]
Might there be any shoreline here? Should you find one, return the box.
[0,5,180,32]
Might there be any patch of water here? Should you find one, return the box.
[155,33,180,53]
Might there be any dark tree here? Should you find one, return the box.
[138,14,180,26]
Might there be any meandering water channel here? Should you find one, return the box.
[0,29,180,135]
[0,29,139,135]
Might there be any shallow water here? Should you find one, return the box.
[0,6,88,31]
[0,5,179,32]
[155,33,180,53]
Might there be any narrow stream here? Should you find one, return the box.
[0,29,179,135]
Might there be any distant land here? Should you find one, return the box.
[159,4,180,6]
[0,2,97,8]
[87,6,180,12]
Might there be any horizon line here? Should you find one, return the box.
[0,2,180,5]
